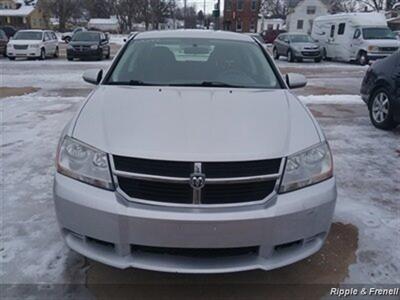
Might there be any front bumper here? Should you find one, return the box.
[7,47,40,58]
[67,48,101,58]
[293,49,321,59]
[54,173,337,273]
[367,52,394,60]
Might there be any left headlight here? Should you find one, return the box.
[368,45,379,52]
[56,136,114,190]
[279,142,333,193]
[90,45,99,50]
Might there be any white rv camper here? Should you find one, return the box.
[311,12,400,65]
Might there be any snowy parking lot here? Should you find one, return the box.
[1,56,399,299]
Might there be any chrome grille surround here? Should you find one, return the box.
[110,156,285,208]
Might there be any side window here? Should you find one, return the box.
[338,23,346,35]
[330,25,335,38]
[44,32,51,41]
[51,32,57,40]
[353,29,361,39]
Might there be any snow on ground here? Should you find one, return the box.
[1,59,399,288]
[299,94,364,104]
[109,34,128,45]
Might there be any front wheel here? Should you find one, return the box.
[358,51,368,66]
[39,48,46,60]
[64,37,71,43]
[315,57,322,63]
[9,57,15,61]
[369,88,397,130]
[287,50,295,62]
[273,47,279,59]
[54,47,59,58]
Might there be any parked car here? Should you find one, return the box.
[273,33,322,62]
[7,30,59,60]
[312,13,400,65]
[62,27,87,43]
[395,30,400,40]
[54,30,337,273]
[361,51,400,130]
[67,31,110,61]
[0,26,16,39]
[0,29,8,57]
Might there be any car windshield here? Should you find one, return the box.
[106,38,280,89]
[14,31,42,40]
[72,32,100,42]
[289,35,313,43]
[362,28,397,40]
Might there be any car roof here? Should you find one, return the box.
[135,30,254,42]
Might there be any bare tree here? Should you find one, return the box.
[84,0,115,18]
[329,0,358,13]
[41,0,82,31]
[260,0,289,19]
[356,0,385,11]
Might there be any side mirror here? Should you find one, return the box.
[83,69,103,85]
[286,73,307,89]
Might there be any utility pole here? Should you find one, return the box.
[184,0,187,28]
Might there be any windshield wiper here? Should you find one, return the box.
[107,80,162,86]
[168,81,247,88]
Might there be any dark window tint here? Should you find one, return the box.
[73,32,100,42]
[338,23,346,35]
[107,38,280,89]
[14,31,43,40]
[330,25,335,38]
[353,29,361,39]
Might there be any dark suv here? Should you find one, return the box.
[67,31,110,61]
[361,51,400,130]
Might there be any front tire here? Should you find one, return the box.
[9,57,15,61]
[273,47,279,59]
[64,37,71,43]
[39,48,46,60]
[54,47,59,58]
[287,49,295,62]
[369,88,397,130]
[358,51,368,66]
[315,57,322,63]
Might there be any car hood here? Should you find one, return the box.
[9,40,41,45]
[69,41,99,46]
[364,39,400,47]
[72,86,321,161]
[293,42,319,49]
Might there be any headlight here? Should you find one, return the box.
[56,136,114,190]
[293,45,302,51]
[368,45,379,52]
[29,44,40,48]
[90,45,98,50]
[279,142,333,193]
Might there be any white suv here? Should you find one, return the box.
[7,30,59,60]
[54,30,337,273]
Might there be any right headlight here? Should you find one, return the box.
[56,136,114,190]
[279,142,333,193]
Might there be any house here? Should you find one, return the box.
[257,17,285,32]
[386,2,400,31]
[88,17,120,33]
[286,0,329,34]
[223,0,261,32]
[0,0,47,29]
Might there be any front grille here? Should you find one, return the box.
[131,244,259,258]
[73,45,91,51]
[113,156,282,206]
[378,47,398,52]
[118,177,193,204]
[14,44,28,50]
[301,51,320,56]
